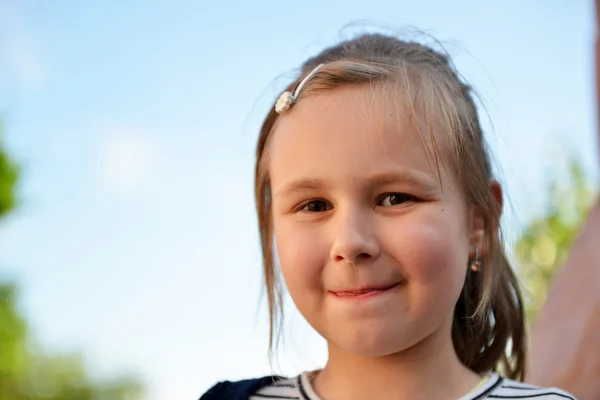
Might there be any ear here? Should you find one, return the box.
[490,179,504,215]
[469,180,503,257]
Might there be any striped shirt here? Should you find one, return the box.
[250,372,576,400]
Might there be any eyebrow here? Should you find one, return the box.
[274,178,327,198]
[273,170,440,198]
[371,170,439,189]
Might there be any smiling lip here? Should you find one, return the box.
[330,283,401,299]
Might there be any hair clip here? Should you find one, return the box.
[275,63,324,114]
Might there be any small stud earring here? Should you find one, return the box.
[470,247,482,272]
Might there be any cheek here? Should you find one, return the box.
[387,205,469,299]
[273,217,327,298]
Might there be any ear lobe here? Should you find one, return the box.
[469,206,486,254]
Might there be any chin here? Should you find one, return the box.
[329,324,419,357]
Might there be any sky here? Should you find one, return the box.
[0,1,596,399]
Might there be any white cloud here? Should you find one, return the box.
[95,130,155,195]
[0,0,46,92]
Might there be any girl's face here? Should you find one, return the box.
[269,86,479,357]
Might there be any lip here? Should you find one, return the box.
[329,283,401,300]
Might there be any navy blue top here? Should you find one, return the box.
[199,376,285,400]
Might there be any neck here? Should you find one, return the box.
[312,320,481,400]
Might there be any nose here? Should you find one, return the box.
[330,207,380,265]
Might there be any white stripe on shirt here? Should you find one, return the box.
[250,372,577,400]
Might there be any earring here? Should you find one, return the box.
[470,247,482,272]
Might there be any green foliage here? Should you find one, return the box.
[515,160,597,323]
[0,124,18,219]
[0,284,145,399]
[22,351,144,400]
[0,285,28,399]
[0,123,145,399]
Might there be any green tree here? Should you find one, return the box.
[0,124,145,399]
[0,123,26,399]
[515,160,597,323]
[0,285,28,399]
[0,124,18,218]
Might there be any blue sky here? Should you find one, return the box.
[0,0,596,399]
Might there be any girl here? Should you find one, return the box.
[201,33,577,400]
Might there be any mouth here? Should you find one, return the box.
[330,282,402,299]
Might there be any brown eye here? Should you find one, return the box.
[301,200,331,212]
[379,193,418,207]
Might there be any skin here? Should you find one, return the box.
[268,86,487,400]
[527,2,600,397]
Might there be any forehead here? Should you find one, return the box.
[268,85,453,186]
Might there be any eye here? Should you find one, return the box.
[299,200,332,213]
[378,193,419,207]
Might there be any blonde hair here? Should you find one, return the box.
[254,33,526,380]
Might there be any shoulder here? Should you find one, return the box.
[251,376,299,399]
[199,375,287,400]
[490,376,577,400]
